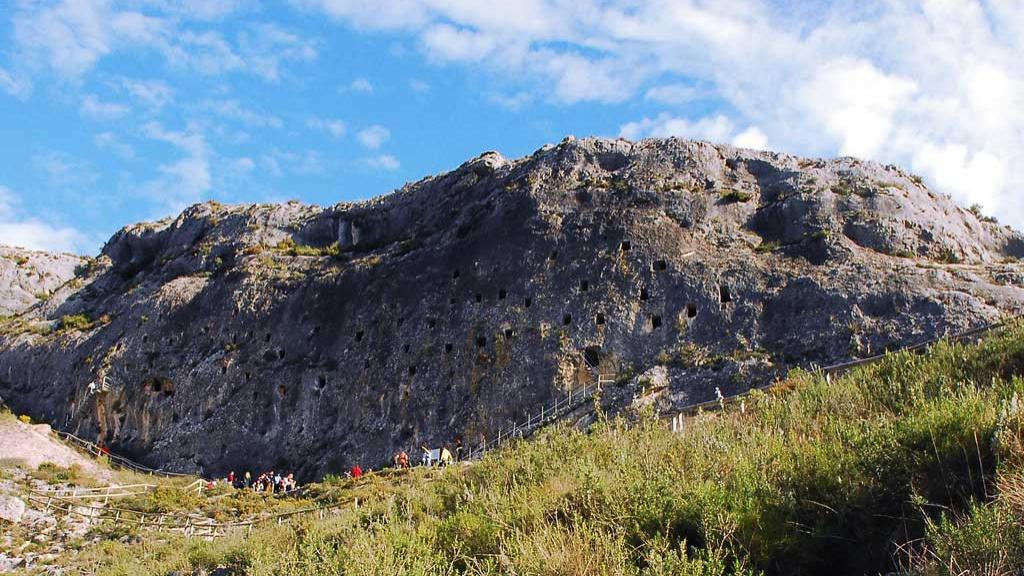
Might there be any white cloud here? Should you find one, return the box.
[645,83,700,105]
[409,78,430,93]
[346,78,373,93]
[732,127,768,151]
[299,0,1024,229]
[360,154,400,171]
[140,122,211,211]
[13,3,315,83]
[619,113,735,143]
[357,125,391,149]
[199,99,282,129]
[307,116,347,137]
[80,94,130,119]
[0,67,32,99]
[93,131,136,160]
[120,78,173,109]
[0,185,88,253]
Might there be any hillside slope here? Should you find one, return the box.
[1,137,1022,479]
[52,321,1024,576]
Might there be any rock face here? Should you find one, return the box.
[0,246,83,317]
[1,137,1022,480]
[0,495,25,524]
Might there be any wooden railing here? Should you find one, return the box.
[53,431,195,478]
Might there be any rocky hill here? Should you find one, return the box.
[0,246,83,317]
[1,137,1022,480]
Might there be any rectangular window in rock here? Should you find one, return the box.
[563,314,572,326]
[653,260,668,271]
[596,313,606,325]
[687,303,698,318]
[651,315,663,329]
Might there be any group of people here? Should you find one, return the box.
[218,470,299,493]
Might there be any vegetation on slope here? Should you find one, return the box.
[69,323,1024,575]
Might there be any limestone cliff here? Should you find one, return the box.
[1,137,1022,479]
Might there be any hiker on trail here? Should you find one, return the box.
[97,440,110,457]
[351,464,363,479]
[397,450,410,469]
[227,471,235,485]
[454,437,463,462]
[439,447,453,467]
[243,471,251,489]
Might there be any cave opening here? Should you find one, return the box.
[476,335,487,348]
[580,280,589,292]
[620,240,631,252]
[475,293,483,303]
[403,343,410,353]
[651,315,663,329]
[408,365,416,376]
[355,330,364,342]
[653,260,668,272]
[445,343,453,354]
[596,313,606,325]
[317,374,327,389]
[277,349,286,360]
[524,297,532,308]
[719,285,732,304]
[504,328,516,338]
[278,385,286,398]
[563,314,572,326]
[265,333,271,343]
[687,303,698,318]
[453,269,460,279]
[499,289,507,300]
[640,288,649,301]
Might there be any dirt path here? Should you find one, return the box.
[0,418,113,482]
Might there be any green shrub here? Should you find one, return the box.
[720,189,753,203]
[58,314,92,332]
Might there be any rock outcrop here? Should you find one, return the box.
[0,247,83,317]
[1,137,1022,480]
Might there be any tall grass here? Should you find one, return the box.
[73,323,1024,576]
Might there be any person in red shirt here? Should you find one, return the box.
[351,464,363,479]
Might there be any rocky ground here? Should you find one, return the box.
[0,412,111,573]
[1,136,1022,482]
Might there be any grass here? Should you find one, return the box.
[50,323,1024,575]
[58,313,92,332]
[720,189,753,203]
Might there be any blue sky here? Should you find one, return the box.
[1,0,1022,254]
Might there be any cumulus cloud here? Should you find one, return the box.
[300,0,1024,229]
[0,185,89,253]
[360,154,400,171]
[307,117,347,137]
[357,125,391,149]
